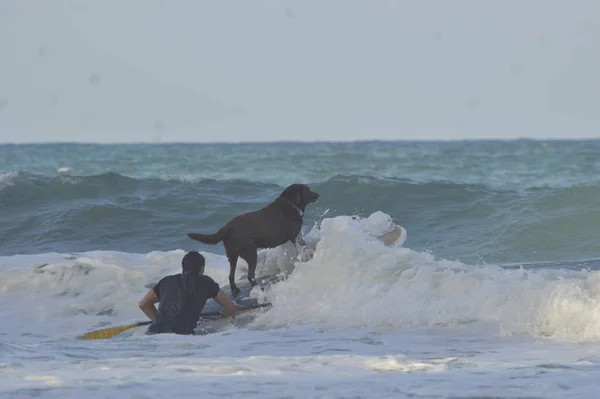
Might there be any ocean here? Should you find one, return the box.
[2,140,600,398]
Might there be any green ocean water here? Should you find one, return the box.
[1,140,600,266]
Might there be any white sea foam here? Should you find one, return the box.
[2,211,599,344]
[2,211,600,398]
[0,171,18,191]
[247,214,600,344]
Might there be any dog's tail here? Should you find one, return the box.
[187,227,232,245]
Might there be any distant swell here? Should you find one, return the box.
[1,172,600,265]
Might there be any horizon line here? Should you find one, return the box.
[2,137,600,145]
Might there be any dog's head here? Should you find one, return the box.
[280,184,319,212]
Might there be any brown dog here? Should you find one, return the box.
[187,184,319,295]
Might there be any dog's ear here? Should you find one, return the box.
[295,186,305,207]
[281,184,303,207]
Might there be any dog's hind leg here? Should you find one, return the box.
[239,249,258,287]
[226,250,240,296]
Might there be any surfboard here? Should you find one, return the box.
[377,224,407,247]
[201,273,280,315]
[193,273,278,334]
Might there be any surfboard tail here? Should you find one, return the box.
[187,227,231,245]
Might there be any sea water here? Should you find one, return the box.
[2,140,600,398]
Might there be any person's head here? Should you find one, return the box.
[181,251,206,275]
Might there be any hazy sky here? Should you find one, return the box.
[1,0,599,143]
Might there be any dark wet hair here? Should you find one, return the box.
[181,251,205,274]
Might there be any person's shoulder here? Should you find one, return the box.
[196,275,220,297]
[196,275,220,290]
[197,274,218,284]
[153,274,179,295]
[157,274,181,285]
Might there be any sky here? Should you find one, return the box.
[0,0,599,143]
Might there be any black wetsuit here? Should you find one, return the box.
[146,273,220,335]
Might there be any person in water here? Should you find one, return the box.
[138,250,237,335]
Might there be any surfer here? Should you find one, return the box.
[138,250,237,335]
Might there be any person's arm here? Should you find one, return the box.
[138,289,159,321]
[214,289,237,318]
